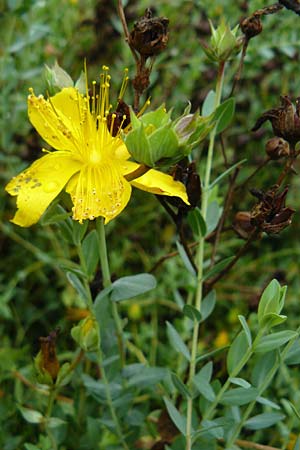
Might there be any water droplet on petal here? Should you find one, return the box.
[44,181,59,193]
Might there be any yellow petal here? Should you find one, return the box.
[122,161,190,204]
[114,141,131,161]
[6,152,81,226]
[66,162,132,224]
[28,87,85,154]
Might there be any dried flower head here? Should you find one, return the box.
[36,329,60,382]
[129,8,169,58]
[252,95,300,146]
[250,186,295,234]
[240,14,263,40]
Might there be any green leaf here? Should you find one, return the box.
[182,304,201,322]
[209,159,246,189]
[47,417,66,428]
[201,419,224,439]
[282,399,300,421]
[251,352,277,387]
[82,230,99,278]
[238,315,252,347]
[244,412,285,430]
[66,272,88,303]
[166,321,191,361]
[227,331,249,375]
[56,362,72,387]
[126,366,168,388]
[292,437,300,450]
[284,338,300,365]
[193,363,216,402]
[40,203,70,225]
[229,377,251,388]
[203,256,235,282]
[196,346,228,363]
[57,219,74,244]
[193,362,215,401]
[214,98,235,134]
[262,312,287,329]
[188,208,207,238]
[72,221,88,245]
[171,373,191,398]
[220,387,258,406]
[18,406,43,424]
[254,330,298,353]
[163,397,187,435]
[257,279,282,325]
[256,396,281,410]
[176,241,196,276]
[202,90,216,116]
[206,201,221,235]
[24,445,42,450]
[111,273,156,302]
[201,290,216,322]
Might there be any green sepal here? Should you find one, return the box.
[33,351,54,386]
[71,316,100,352]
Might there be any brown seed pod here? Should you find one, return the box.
[265,136,290,159]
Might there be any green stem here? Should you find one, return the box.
[185,61,225,450]
[96,217,125,366]
[45,387,58,450]
[96,347,130,450]
[76,222,128,449]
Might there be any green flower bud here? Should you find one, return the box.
[124,104,213,167]
[201,19,242,63]
[71,316,100,352]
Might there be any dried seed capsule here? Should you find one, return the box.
[265,136,290,159]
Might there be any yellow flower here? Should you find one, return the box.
[6,68,189,227]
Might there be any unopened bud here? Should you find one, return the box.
[124,104,212,167]
[201,19,242,63]
[233,211,256,239]
[71,316,99,352]
[240,14,263,40]
[265,137,290,159]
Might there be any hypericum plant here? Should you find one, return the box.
[4,2,300,450]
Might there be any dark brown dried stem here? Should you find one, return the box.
[210,168,240,266]
[275,149,298,186]
[235,157,271,192]
[156,196,198,274]
[117,0,139,63]
[230,38,248,97]
[205,229,260,292]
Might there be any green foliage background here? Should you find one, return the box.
[1,0,300,449]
